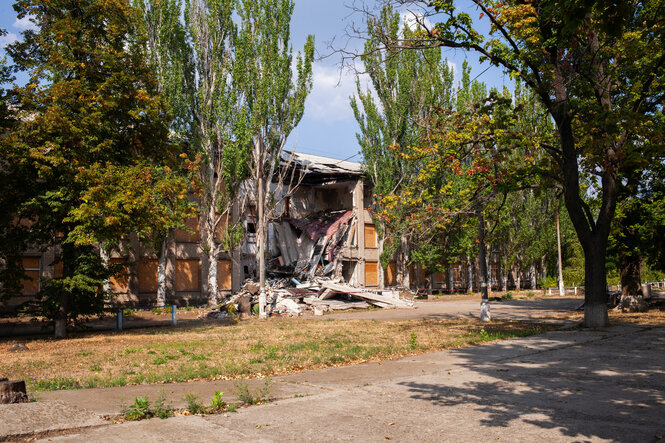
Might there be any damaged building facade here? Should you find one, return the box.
[2,152,535,313]
[2,153,410,312]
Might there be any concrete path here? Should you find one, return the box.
[329,296,581,321]
[2,320,663,442]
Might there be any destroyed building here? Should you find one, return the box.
[2,150,546,316]
[1,152,416,314]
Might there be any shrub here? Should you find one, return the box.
[154,390,174,419]
[123,396,152,421]
[184,393,206,414]
[209,390,226,412]
[234,378,272,405]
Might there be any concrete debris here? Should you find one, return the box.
[274,298,302,316]
[222,275,412,318]
[197,309,230,320]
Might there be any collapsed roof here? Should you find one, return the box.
[281,150,364,186]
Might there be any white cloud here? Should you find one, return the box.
[0,32,18,49]
[13,15,37,31]
[305,63,369,124]
[399,10,434,33]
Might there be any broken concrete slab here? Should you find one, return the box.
[318,281,413,308]
[0,400,105,440]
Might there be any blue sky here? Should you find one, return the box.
[0,0,509,162]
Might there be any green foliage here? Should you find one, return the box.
[233,378,272,405]
[123,397,153,421]
[409,332,418,350]
[2,0,182,334]
[352,5,455,270]
[423,0,665,316]
[183,392,205,414]
[209,390,226,412]
[154,390,174,419]
[121,391,172,420]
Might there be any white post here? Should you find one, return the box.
[556,205,565,297]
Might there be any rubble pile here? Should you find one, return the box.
[221,208,414,318]
[226,277,414,317]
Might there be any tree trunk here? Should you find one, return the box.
[378,232,385,290]
[55,243,71,339]
[100,246,111,295]
[397,234,410,289]
[477,210,490,321]
[207,248,218,307]
[467,259,473,293]
[0,379,28,404]
[258,176,267,319]
[157,238,167,306]
[555,112,614,328]
[556,205,565,296]
[54,292,67,339]
[618,249,648,312]
[581,238,610,327]
[515,268,521,292]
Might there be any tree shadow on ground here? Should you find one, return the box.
[399,326,665,441]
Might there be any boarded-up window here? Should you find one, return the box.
[385,262,397,286]
[109,258,129,294]
[491,263,499,284]
[138,259,158,293]
[21,256,40,296]
[365,261,378,287]
[54,260,63,278]
[451,263,464,286]
[434,272,447,284]
[175,217,199,243]
[364,224,377,249]
[176,259,200,292]
[217,259,232,291]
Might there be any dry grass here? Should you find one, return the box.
[553,306,665,325]
[0,316,551,392]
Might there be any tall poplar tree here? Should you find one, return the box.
[235,0,314,318]
[135,0,196,306]
[351,5,454,289]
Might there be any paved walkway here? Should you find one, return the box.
[1,317,663,442]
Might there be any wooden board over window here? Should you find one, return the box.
[109,258,129,294]
[217,259,232,291]
[138,259,158,293]
[385,262,397,286]
[21,256,40,296]
[434,272,447,284]
[409,265,428,286]
[364,224,377,249]
[365,261,378,287]
[175,217,199,243]
[176,259,200,292]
